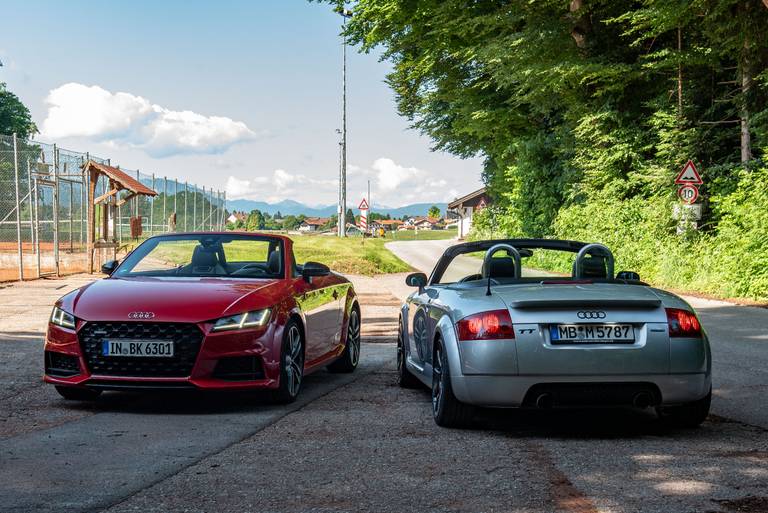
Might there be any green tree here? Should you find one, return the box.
[428,205,441,219]
[318,0,768,237]
[345,208,355,226]
[0,83,37,139]
[246,209,265,231]
[282,215,299,230]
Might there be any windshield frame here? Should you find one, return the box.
[429,238,588,285]
[112,233,287,280]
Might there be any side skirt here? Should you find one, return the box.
[406,356,432,388]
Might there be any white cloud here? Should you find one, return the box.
[372,157,424,191]
[226,157,462,207]
[226,169,336,201]
[41,83,259,157]
[225,175,269,199]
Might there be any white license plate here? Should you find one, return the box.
[102,339,174,357]
[550,324,634,344]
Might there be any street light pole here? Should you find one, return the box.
[337,8,351,238]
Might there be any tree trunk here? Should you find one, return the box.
[740,8,753,163]
[569,0,590,48]
[677,26,683,119]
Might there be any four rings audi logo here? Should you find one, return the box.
[577,311,606,319]
[128,312,155,320]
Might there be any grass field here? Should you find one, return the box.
[110,227,457,275]
[291,228,456,274]
[292,234,411,275]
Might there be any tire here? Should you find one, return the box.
[657,388,711,428]
[270,320,305,404]
[328,307,361,373]
[431,340,474,428]
[55,385,102,401]
[397,319,421,389]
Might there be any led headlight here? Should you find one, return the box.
[50,306,76,329]
[211,309,271,332]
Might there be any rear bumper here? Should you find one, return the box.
[450,372,711,408]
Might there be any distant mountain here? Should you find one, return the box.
[227,199,448,218]
[227,199,334,217]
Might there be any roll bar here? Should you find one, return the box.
[573,243,614,279]
[482,244,522,296]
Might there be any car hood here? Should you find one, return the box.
[65,277,285,323]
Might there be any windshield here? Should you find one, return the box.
[431,240,613,285]
[114,234,285,279]
[437,248,574,284]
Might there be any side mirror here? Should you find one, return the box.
[101,260,119,275]
[405,272,428,293]
[616,270,640,281]
[302,261,331,281]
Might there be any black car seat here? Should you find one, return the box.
[267,250,282,275]
[190,245,226,275]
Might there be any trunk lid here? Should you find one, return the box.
[495,283,669,376]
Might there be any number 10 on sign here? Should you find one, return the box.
[677,184,699,205]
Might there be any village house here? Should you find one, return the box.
[447,187,491,239]
[226,211,247,225]
[297,217,330,232]
[379,219,404,231]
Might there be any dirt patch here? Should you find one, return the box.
[527,441,599,513]
[356,292,403,307]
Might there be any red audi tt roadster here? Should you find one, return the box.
[44,233,361,403]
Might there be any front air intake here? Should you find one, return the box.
[79,322,203,377]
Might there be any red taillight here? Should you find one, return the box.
[456,310,514,341]
[666,308,702,338]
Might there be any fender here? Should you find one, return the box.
[434,313,473,404]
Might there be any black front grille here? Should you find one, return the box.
[79,322,203,377]
[45,351,81,377]
[212,356,265,381]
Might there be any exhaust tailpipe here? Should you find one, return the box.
[633,392,652,409]
[535,393,553,409]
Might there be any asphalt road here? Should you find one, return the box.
[0,243,766,513]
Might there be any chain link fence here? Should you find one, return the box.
[0,133,227,281]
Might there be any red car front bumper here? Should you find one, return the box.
[44,320,282,391]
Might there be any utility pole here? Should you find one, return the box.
[337,6,352,237]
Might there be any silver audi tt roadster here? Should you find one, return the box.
[398,239,711,428]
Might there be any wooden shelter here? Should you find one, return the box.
[82,160,157,272]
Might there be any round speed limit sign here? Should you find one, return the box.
[677,184,699,205]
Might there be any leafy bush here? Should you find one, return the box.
[492,167,768,301]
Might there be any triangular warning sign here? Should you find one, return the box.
[675,160,703,185]
[358,198,369,210]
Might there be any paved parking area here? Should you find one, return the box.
[0,268,767,513]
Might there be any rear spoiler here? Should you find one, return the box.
[508,298,662,309]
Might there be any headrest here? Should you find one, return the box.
[268,251,281,274]
[580,256,608,279]
[191,245,219,272]
[486,257,517,279]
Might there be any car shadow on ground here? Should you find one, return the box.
[57,372,337,416]
[404,386,707,439]
[473,406,692,439]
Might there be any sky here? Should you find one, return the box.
[0,0,483,208]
